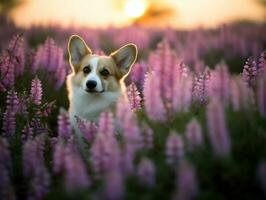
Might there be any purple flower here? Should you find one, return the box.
[165,131,184,165]
[172,76,193,113]
[258,51,266,74]
[0,138,16,200]
[142,124,154,149]
[116,97,142,149]
[41,38,57,71]
[258,74,266,117]
[30,117,48,135]
[57,108,72,141]
[2,109,16,137]
[123,115,142,150]
[242,57,258,88]
[76,116,98,141]
[53,141,66,174]
[32,38,66,89]
[103,170,124,200]
[130,61,147,87]
[64,144,90,191]
[193,68,211,105]
[8,34,25,76]
[208,61,230,105]
[116,97,131,128]
[0,51,15,91]
[173,160,198,200]
[206,98,231,156]
[230,76,253,111]
[6,90,19,112]
[90,133,120,178]
[120,144,135,175]
[30,77,42,105]
[148,40,189,102]
[23,134,50,200]
[137,158,156,187]
[127,83,142,110]
[143,72,166,121]
[185,119,203,151]
[17,94,29,115]
[54,48,66,89]
[22,123,34,141]
[98,111,114,137]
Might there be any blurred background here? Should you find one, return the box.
[0,0,265,29]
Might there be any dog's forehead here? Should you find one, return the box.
[97,56,116,68]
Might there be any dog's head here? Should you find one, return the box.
[68,35,137,93]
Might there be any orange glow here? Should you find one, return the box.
[10,0,265,29]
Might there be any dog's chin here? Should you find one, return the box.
[85,89,105,94]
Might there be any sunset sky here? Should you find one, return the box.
[10,0,266,29]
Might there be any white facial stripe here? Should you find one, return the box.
[83,57,103,92]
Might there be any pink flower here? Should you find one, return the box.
[53,141,66,174]
[0,138,16,200]
[22,123,34,141]
[0,52,15,91]
[148,40,188,102]
[2,109,16,137]
[142,124,154,149]
[130,61,147,87]
[137,158,156,187]
[165,131,184,165]
[76,116,98,141]
[173,160,198,200]
[258,74,266,117]
[230,76,253,111]
[185,119,203,151]
[8,34,25,75]
[258,51,266,74]
[103,170,124,200]
[90,133,120,178]
[32,37,66,89]
[172,76,193,113]
[6,90,19,112]
[57,108,72,141]
[30,77,42,105]
[64,144,90,191]
[242,57,258,88]
[193,68,211,105]
[143,72,166,121]
[116,97,142,150]
[120,144,135,175]
[208,61,230,105]
[98,111,114,137]
[206,98,231,156]
[23,134,50,200]
[127,83,142,110]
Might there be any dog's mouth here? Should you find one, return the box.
[85,89,105,94]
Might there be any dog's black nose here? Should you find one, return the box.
[86,80,97,89]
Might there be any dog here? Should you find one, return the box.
[67,35,138,135]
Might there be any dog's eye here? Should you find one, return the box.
[83,66,91,74]
[100,69,110,76]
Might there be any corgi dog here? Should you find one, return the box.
[67,35,138,133]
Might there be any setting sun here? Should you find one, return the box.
[124,0,148,19]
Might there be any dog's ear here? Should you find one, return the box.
[68,35,92,71]
[111,43,138,76]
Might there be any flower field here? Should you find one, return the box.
[0,21,266,200]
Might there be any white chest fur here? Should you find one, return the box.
[70,86,120,120]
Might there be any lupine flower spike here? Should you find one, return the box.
[207,98,231,156]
